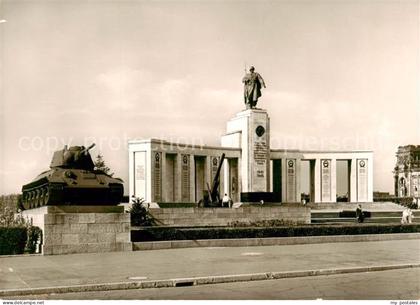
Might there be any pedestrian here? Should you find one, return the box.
[356,204,364,223]
[401,208,414,224]
[222,193,231,208]
[412,197,418,209]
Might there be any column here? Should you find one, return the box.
[367,155,374,202]
[349,159,357,202]
[295,158,301,202]
[223,158,230,196]
[313,159,321,203]
[175,154,182,202]
[161,152,167,203]
[145,150,152,203]
[331,159,337,203]
[269,160,273,192]
[281,158,287,202]
[285,158,297,202]
[190,155,195,203]
[128,150,134,200]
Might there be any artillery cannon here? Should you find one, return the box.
[198,153,225,208]
[21,144,124,210]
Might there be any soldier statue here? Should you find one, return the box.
[242,66,266,109]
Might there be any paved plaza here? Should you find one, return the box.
[1,238,419,298]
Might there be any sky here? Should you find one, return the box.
[0,0,419,196]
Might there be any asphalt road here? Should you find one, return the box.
[7,268,420,300]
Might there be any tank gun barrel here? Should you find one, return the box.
[81,143,95,155]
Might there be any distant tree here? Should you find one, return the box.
[94,154,114,177]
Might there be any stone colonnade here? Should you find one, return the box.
[128,139,373,204]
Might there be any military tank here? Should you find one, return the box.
[21,144,124,210]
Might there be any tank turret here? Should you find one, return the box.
[50,144,96,170]
[21,143,124,210]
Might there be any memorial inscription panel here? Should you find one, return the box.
[134,151,146,199]
[321,159,331,202]
[357,159,368,202]
[181,154,190,202]
[286,159,296,202]
[153,152,162,202]
[251,120,269,191]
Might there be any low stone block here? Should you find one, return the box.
[52,224,71,234]
[64,214,80,224]
[152,241,172,250]
[155,280,173,288]
[115,242,133,252]
[70,223,88,233]
[95,213,118,223]
[62,233,79,244]
[97,233,116,243]
[44,214,57,225]
[55,215,66,224]
[133,242,153,251]
[44,233,62,245]
[88,223,110,233]
[66,244,90,254]
[79,234,98,243]
[50,245,66,255]
[42,245,53,255]
[117,213,131,223]
[78,214,96,224]
[116,232,130,243]
[121,223,130,233]
[87,242,114,253]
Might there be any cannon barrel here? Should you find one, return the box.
[209,153,225,202]
[81,143,95,155]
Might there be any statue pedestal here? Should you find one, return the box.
[21,206,132,255]
[221,109,270,193]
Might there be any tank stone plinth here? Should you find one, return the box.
[21,205,132,255]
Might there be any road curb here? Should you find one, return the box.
[133,233,420,251]
[1,263,419,297]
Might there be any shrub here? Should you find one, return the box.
[131,223,420,242]
[392,197,418,209]
[228,219,297,227]
[0,227,27,255]
[339,211,371,218]
[25,226,43,254]
[129,197,156,226]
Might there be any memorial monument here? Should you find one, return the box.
[129,67,373,204]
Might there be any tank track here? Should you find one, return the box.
[22,182,51,210]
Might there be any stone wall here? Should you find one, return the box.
[149,204,310,227]
[22,206,132,255]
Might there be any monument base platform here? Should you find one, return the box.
[21,205,132,255]
[148,203,310,227]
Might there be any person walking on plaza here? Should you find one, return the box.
[356,204,364,223]
[401,207,414,224]
[222,193,231,208]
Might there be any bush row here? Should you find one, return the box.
[0,227,27,255]
[131,224,420,242]
[394,197,418,209]
[0,226,42,255]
